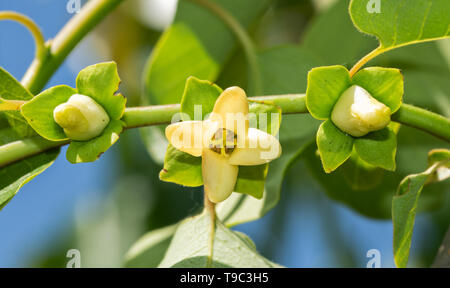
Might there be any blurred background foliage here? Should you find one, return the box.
[0,0,448,267]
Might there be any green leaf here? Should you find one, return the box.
[350,0,450,51]
[145,23,220,105]
[0,67,35,137]
[306,65,351,119]
[392,150,449,268]
[352,67,404,112]
[302,0,377,65]
[180,76,222,120]
[0,147,60,209]
[257,46,322,95]
[316,120,354,173]
[158,212,281,268]
[159,144,203,187]
[143,0,271,105]
[0,67,33,100]
[125,224,178,268]
[76,62,126,120]
[21,85,76,141]
[354,126,397,171]
[66,119,124,164]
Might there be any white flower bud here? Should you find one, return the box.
[331,85,391,137]
[53,94,110,141]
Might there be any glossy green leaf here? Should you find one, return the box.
[0,145,59,210]
[76,62,126,120]
[158,212,281,268]
[392,149,449,268]
[317,120,354,173]
[306,65,351,119]
[302,0,377,65]
[0,67,35,137]
[143,0,271,105]
[21,85,76,141]
[352,67,404,112]
[66,119,124,164]
[125,224,178,268]
[257,46,321,95]
[0,107,61,210]
[350,0,450,51]
[354,126,397,171]
[145,23,220,105]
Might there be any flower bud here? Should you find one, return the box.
[331,85,391,137]
[53,94,110,141]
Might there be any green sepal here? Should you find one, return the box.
[76,61,126,120]
[234,164,268,199]
[354,126,397,171]
[159,144,203,187]
[316,119,354,173]
[21,85,76,141]
[66,119,124,164]
[180,76,222,120]
[352,67,404,113]
[306,65,351,120]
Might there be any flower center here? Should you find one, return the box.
[209,128,237,156]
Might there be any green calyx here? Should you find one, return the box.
[331,85,391,137]
[53,94,110,141]
[306,65,404,173]
[21,62,126,164]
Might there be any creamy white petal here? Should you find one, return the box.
[202,148,239,203]
[331,85,391,137]
[228,128,282,166]
[165,121,216,156]
[209,86,249,137]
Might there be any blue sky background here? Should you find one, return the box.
[0,0,436,268]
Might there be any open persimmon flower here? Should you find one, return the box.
[165,87,281,203]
